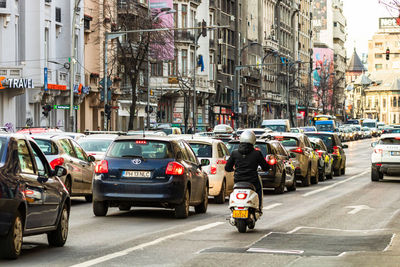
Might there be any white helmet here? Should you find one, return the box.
[239,130,256,145]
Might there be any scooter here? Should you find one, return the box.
[229,181,262,233]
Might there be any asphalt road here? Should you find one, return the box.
[3,138,400,266]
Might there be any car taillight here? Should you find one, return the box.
[266,155,277,165]
[95,160,108,174]
[166,162,184,175]
[236,193,247,199]
[333,146,340,155]
[50,157,64,169]
[317,150,324,157]
[374,148,383,154]
[290,147,303,154]
[210,165,217,175]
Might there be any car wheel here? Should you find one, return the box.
[195,184,208,213]
[84,195,92,203]
[236,219,247,233]
[274,172,285,194]
[286,175,297,192]
[93,201,108,216]
[0,211,23,259]
[334,161,341,176]
[319,165,326,182]
[119,204,131,211]
[341,161,346,175]
[311,167,319,184]
[371,167,383,181]
[326,165,333,179]
[302,166,311,187]
[47,205,69,247]
[175,188,190,219]
[215,180,226,204]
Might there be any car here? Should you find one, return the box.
[267,133,319,186]
[362,127,372,138]
[371,134,400,181]
[290,127,304,133]
[32,135,96,201]
[226,139,297,193]
[92,136,209,218]
[261,119,291,132]
[0,134,69,259]
[157,127,182,135]
[304,132,347,176]
[315,120,336,133]
[300,126,317,132]
[127,130,167,136]
[182,137,234,203]
[236,128,273,138]
[213,124,234,135]
[309,137,334,180]
[77,134,119,161]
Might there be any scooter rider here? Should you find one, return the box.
[225,130,270,210]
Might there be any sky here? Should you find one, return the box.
[343,0,394,58]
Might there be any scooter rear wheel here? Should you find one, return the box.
[236,220,247,233]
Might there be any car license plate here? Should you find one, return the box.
[391,151,400,156]
[122,170,151,178]
[232,210,248,218]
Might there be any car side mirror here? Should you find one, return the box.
[54,165,67,177]
[88,155,96,162]
[200,159,210,166]
[342,144,348,149]
[371,142,377,147]
[37,170,48,183]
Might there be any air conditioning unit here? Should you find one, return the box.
[217,64,223,71]
[218,38,223,44]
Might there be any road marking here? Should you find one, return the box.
[383,234,396,252]
[287,226,388,234]
[247,247,304,255]
[263,203,282,210]
[302,170,369,197]
[70,222,223,267]
[346,205,372,215]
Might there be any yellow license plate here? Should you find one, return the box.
[232,210,248,218]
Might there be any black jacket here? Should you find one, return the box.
[225,143,270,184]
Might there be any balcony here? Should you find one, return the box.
[264,38,279,52]
[174,31,195,43]
[333,27,346,43]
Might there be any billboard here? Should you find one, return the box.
[313,48,334,86]
[313,0,327,30]
[150,0,174,61]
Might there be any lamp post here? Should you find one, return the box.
[286,60,301,127]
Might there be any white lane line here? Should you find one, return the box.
[346,205,372,215]
[287,226,388,234]
[247,248,304,255]
[383,233,396,252]
[70,222,223,267]
[302,170,369,197]
[263,203,282,210]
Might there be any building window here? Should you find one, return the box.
[55,7,61,23]
[375,54,383,58]
[84,15,92,30]
[45,28,50,61]
[375,99,378,107]
[181,4,187,28]
[375,64,383,70]
[168,49,178,76]
[375,42,383,48]
[333,22,337,27]
[0,0,6,8]
[394,97,397,107]
[384,98,386,108]
[151,62,163,77]
[398,97,400,107]
[181,49,187,76]
[173,4,178,28]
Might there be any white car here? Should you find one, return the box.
[371,134,400,181]
[77,134,118,161]
[182,137,234,204]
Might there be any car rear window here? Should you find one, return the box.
[273,136,299,147]
[107,140,173,159]
[316,124,334,131]
[78,139,113,152]
[226,142,269,157]
[188,143,212,158]
[266,125,286,132]
[35,139,58,155]
[379,138,400,145]
[305,134,334,148]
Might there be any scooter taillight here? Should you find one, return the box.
[236,193,248,199]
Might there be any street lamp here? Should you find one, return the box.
[286,60,301,127]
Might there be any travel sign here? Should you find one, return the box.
[0,77,34,90]
[53,105,79,110]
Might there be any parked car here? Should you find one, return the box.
[182,137,234,203]
[268,133,319,186]
[371,134,400,181]
[226,139,297,193]
[78,134,119,161]
[0,134,69,259]
[92,136,209,218]
[304,132,347,176]
[309,137,333,180]
[32,135,96,201]
[261,119,291,132]
[300,126,317,132]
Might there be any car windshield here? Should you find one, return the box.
[379,138,400,145]
[34,139,58,155]
[226,142,269,157]
[107,140,173,159]
[78,139,113,152]
[266,125,286,132]
[273,136,299,147]
[306,134,334,148]
[316,124,334,131]
[188,143,212,158]
[363,122,376,128]
[0,137,6,163]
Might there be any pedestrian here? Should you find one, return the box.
[187,124,193,134]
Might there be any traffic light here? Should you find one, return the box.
[201,19,207,37]
[105,104,111,120]
[386,48,390,60]
[231,112,237,119]
[42,104,52,117]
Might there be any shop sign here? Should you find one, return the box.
[48,84,67,90]
[0,77,34,90]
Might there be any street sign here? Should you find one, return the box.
[44,67,48,91]
[53,105,79,110]
[99,78,112,88]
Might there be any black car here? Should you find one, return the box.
[304,132,347,176]
[226,139,296,194]
[0,134,69,259]
[92,136,209,219]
